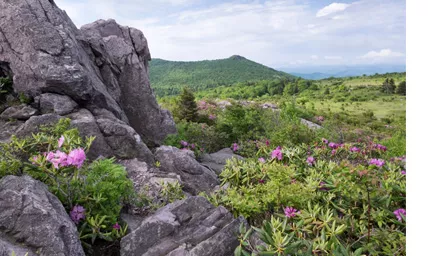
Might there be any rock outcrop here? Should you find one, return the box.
[200,148,244,175]
[120,196,245,256]
[0,175,84,256]
[154,146,219,195]
[0,0,175,150]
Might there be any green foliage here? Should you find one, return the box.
[212,140,406,255]
[381,78,396,94]
[396,81,406,95]
[150,56,294,97]
[160,180,186,203]
[0,118,134,252]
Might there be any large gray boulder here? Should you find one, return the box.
[120,196,244,256]
[200,148,245,175]
[39,93,78,115]
[154,146,219,195]
[0,175,84,256]
[0,0,175,146]
[0,104,38,120]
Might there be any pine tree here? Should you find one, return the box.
[396,81,406,95]
[176,87,198,122]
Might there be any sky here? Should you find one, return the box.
[55,0,406,69]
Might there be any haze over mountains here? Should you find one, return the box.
[282,64,406,80]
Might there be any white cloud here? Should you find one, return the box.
[55,0,406,68]
[316,3,350,17]
[324,56,343,60]
[359,49,404,59]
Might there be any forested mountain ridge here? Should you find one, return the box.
[149,55,294,97]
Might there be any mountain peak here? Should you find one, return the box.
[229,55,246,60]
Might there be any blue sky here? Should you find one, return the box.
[56,0,406,69]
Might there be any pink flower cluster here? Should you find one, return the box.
[258,157,266,163]
[180,140,196,151]
[374,144,387,151]
[70,205,85,224]
[271,146,283,160]
[45,148,86,169]
[393,208,406,221]
[350,147,361,153]
[232,143,239,152]
[369,158,385,167]
[306,156,315,166]
[113,223,121,230]
[328,142,339,149]
[283,206,300,218]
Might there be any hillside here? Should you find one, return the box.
[149,55,294,97]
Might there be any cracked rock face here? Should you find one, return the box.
[0,0,175,146]
[0,175,84,256]
[120,196,245,256]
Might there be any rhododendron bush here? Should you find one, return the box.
[203,139,405,255]
[0,118,133,252]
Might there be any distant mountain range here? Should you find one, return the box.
[149,55,294,97]
[282,65,406,80]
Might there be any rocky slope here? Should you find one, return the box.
[0,0,244,255]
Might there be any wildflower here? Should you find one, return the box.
[113,223,121,230]
[306,156,315,166]
[290,179,296,184]
[266,140,270,146]
[258,179,265,184]
[47,150,68,169]
[67,148,86,168]
[331,149,336,155]
[58,135,65,148]
[316,116,324,122]
[283,206,300,218]
[393,208,406,221]
[31,156,39,165]
[258,157,266,163]
[70,205,85,224]
[191,143,195,149]
[328,142,338,149]
[209,114,216,120]
[350,147,361,153]
[322,138,329,144]
[369,158,385,168]
[271,146,283,160]
[401,170,406,175]
[374,144,387,151]
[180,140,188,147]
[232,143,239,152]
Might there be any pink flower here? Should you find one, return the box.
[47,150,68,169]
[328,142,338,149]
[283,206,300,218]
[113,223,121,230]
[322,138,329,144]
[369,158,385,168]
[58,135,65,148]
[271,146,283,160]
[306,156,315,166]
[67,148,86,169]
[31,156,39,165]
[265,140,270,146]
[180,140,188,147]
[258,157,266,163]
[401,170,406,175]
[375,144,387,151]
[350,147,361,153]
[331,149,336,155]
[70,205,85,224]
[393,208,406,221]
[232,143,239,152]
[209,114,216,120]
[191,143,195,149]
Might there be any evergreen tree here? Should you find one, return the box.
[381,78,396,94]
[176,87,198,122]
[396,81,406,95]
